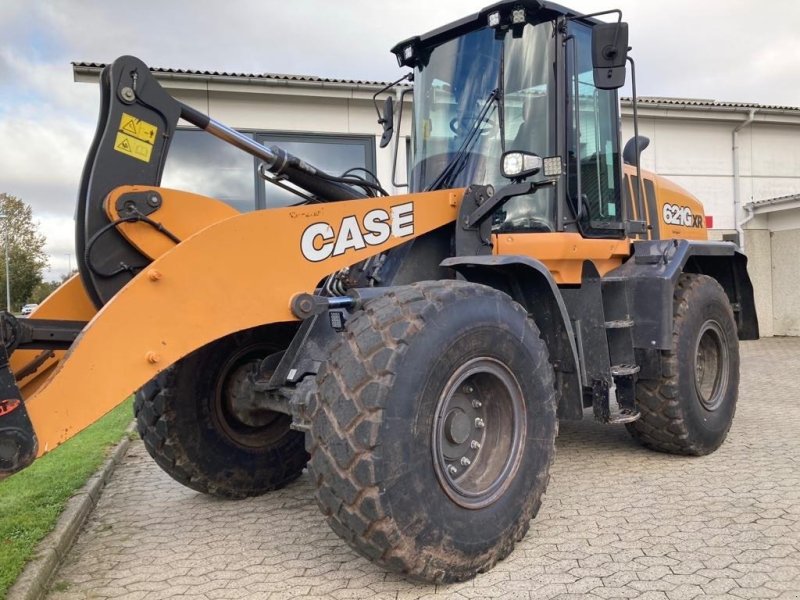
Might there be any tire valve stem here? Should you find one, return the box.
[470,440,481,450]
[460,457,471,467]
[447,465,458,476]
[475,417,485,429]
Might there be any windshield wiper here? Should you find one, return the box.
[425,88,499,191]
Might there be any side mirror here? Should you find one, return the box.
[378,97,394,148]
[591,22,629,90]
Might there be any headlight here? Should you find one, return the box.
[501,151,542,179]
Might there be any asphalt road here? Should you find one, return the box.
[46,338,800,599]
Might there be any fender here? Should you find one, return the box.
[607,239,759,350]
[441,255,583,420]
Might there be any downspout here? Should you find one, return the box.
[732,108,757,251]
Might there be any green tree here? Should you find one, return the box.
[0,194,49,312]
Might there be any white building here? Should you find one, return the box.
[73,63,800,336]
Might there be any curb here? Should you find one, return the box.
[8,422,136,600]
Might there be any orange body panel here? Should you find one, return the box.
[623,164,708,241]
[10,276,97,398]
[493,232,631,284]
[25,188,462,456]
[105,186,240,259]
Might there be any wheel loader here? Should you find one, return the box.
[0,0,757,583]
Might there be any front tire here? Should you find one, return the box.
[135,326,308,498]
[627,274,740,455]
[308,281,557,582]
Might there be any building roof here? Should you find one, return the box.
[621,96,800,113]
[73,63,800,113]
[72,61,396,88]
[745,194,800,213]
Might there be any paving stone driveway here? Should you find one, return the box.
[47,338,800,599]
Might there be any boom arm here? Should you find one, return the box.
[77,56,370,309]
[0,54,465,479]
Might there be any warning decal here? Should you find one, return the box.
[114,112,158,162]
[114,132,153,163]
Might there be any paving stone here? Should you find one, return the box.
[42,339,800,599]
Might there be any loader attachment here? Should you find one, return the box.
[0,54,463,478]
[0,187,459,477]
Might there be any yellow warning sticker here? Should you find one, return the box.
[118,113,158,144]
[114,132,153,163]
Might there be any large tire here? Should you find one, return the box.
[627,273,739,455]
[134,326,308,498]
[308,281,557,583]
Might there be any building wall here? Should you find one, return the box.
[620,112,800,233]
[770,228,800,336]
[162,81,412,197]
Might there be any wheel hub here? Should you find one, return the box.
[432,357,526,509]
[211,355,288,450]
[694,319,729,411]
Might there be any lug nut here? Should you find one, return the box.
[463,385,474,394]
[471,399,482,409]
[447,465,458,476]
[475,417,485,429]
[146,351,161,364]
[460,457,471,467]
[470,440,481,450]
[147,269,162,281]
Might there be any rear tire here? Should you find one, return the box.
[627,274,739,455]
[135,326,308,498]
[308,281,557,582]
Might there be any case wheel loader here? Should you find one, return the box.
[0,0,757,583]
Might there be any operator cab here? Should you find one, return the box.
[390,0,631,239]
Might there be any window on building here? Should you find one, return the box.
[255,133,376,208]
[161,129,257,213]
[161,129,376,211]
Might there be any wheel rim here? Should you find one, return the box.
[694,319,730,411]
[432,357,526,509]
[211,347,289,450]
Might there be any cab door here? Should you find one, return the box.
[565,20,625,238]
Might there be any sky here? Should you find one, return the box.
[1,0,798,281]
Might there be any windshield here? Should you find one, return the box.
[411,21,556,231]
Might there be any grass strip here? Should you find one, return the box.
[0,398,133,598]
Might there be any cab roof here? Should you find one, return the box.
[390,0,597,67]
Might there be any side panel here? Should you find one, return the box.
[492,232,630,284]
[441,255,584,420]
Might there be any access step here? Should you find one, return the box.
[605,319,634,329]
[610,364,640,377]
[608,408,641,424]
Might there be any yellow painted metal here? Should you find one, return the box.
[623,164,708,242]
[494,233,631,284]
[105,186,240,259]
[10,275,97,397]
[24,188,462,456]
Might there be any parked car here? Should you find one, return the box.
[21,303,39,316]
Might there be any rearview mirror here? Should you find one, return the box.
[592,22,629,90]
[379,97,394,148]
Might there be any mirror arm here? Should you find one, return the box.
[392,87,414,188]
[627,55,646,225]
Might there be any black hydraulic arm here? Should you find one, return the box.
[76,56,366,308]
